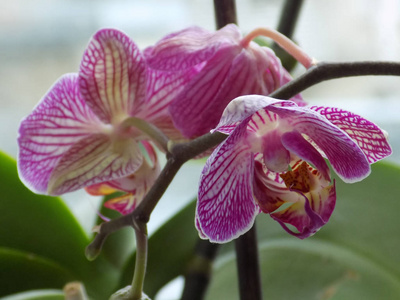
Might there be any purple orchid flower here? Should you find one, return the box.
[145,24,308,138]
[85,140,160,215]
[196,95,392,243]
[17,29,192,213]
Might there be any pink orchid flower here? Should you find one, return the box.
[145,24,308,138]
[17,29,192,213]
[196,95,392,243]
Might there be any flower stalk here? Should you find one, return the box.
[213,0,238,29]
[241,27,315,69]
[235,225,263,300]
[130,223,148,300]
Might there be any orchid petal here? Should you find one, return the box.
[271,181,336,239]
[136,67,199,139]
[204,47,285,136]
[215,95,295,135]
[79,29,146,124]
[106,141,160,193]
[196,121,258,243]
[144,24,241,71]
[104,193,138,215]
[262,130,291,172]
[47,134,143,195]
[169,46,241,137]
[17,74,104,194]
[85,182,117,196]
[269,105,371,183]
[281,131,330,181]
[310,106,392,163]
[253,161,292,213]
[261,47,306,106]
[195,215,208,239]
[255,160,336,239]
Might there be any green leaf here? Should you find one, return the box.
[206,162,400,299]
[0,290,64,300]
[0,152,119,299]
[119,200,198,298]
[0,248,73,297]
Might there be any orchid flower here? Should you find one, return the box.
[17,29,191,214]
[85,140,160,215]
[145,24,310,138]
[196,95,392,243]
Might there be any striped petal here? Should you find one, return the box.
[215,96,295,135]
[198,47,275,136]
[169,46,241,138]
[79,29,146,124]
[260,47,306,106]
[144,24,241,71]
[47,134,143,195]
[309,106,392,163]
[86,141,159,215]
[271,182,336,239]
[281,130,330,181]
[268,105,371,183]
[136,67,199,139]
[104,193,138,215]
[106,141,160,193]
[255,161,336,239]
[17,74,105,194]
[196,121,258,243]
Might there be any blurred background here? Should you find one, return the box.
[0,0,399,297]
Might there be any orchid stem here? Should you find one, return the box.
[181,239,220,300]
[270,61,400,100]
[130,223,148,300]
[122,117,169,152]
[213,0,238,29]
[235,225,263,300]
[241,27,314,69]
[275,0,304,39]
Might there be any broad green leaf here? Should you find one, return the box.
[0,248,73,297]
[206,162,400,299]
[0,289,64,300]
[119,200,198,298]
[207,239,400,299]
[0,152,119,299]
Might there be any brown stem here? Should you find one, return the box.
[213,0,238,29]
[235,225,263,300]
[275,0,304,39]
[181,240,220,300]
[270,61,400,100]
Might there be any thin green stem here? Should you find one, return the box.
[130,223,148,300]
